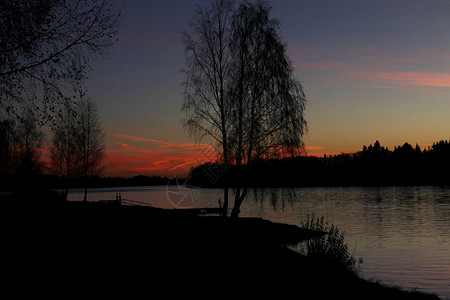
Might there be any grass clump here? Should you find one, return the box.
[300,214,363,273]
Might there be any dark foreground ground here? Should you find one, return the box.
[0,199,441,299]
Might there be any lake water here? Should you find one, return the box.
[68,185,450,299]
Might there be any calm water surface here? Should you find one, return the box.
[68,186,450,299]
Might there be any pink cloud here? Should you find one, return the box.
[304,146,326,151]
[114,134,213,151]
[168,160,197,171]
[370,71,450,87]
[299,61,450,88]
[118,143,138,149]
[114,134,178,147]
[101,134,220,177]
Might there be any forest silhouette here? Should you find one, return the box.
[3,140,449,194]
[189,140,450,188]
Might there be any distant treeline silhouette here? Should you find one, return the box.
[42,175,172,189]
[188,140,450,187]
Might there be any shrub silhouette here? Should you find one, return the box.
[300,215,362,273]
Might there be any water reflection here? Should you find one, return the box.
[68,185,450,298]
[235,186,450,299]
[247,188,297,212]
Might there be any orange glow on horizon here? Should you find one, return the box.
[96,140,358,177]
[102,134,220,177]
[38,134,433,178]
[103,137,333,177]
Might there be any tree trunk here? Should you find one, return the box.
[83,167,88,202]
[63,186,68,201]
[83,180,87,201]
[222,187,229,217]
[64,167,70,201]
[231,187,247,218]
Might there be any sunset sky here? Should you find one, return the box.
[85,0,450,177]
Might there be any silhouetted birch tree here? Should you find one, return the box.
[183,0,307,217]
[76,97,105,201]
[227,1,306,217]
[50,100,78,199]
[50,97,105,201]
[182,0,235,216]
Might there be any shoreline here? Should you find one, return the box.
[0,200,441,299]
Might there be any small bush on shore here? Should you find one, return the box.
[300,214,363,273]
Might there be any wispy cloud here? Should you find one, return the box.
[114,134,212,151]
[118,143,138,149]
[304,146,326,151]
[114,134,178,147]
[369,71,450,88]
[103,134,219,177]
[106,137,355,177]
[298,61,450,88]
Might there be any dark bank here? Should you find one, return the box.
[0,197,440,299]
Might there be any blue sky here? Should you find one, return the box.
[85,0,450,177]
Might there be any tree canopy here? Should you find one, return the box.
[0,0,120,119]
